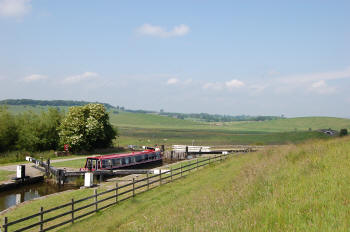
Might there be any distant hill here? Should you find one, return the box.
[0,99,284,122]
[0,99,116,110]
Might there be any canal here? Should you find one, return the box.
[0,182,78,212]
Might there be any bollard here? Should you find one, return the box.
[16,165,25,179]
[84,172,93,187]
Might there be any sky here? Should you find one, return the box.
[0,0,349,118]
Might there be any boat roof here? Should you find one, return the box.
[87,150,156,160]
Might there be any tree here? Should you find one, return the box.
[59,104,117,151]
[15,108,63,151]
[0,107,18,152]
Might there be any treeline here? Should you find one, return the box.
[0,104,116,153]
[159,112,284,122]
[0,99,116,110]
[0,107,62,152]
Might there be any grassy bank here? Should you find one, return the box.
[59,136,350,231]
[0,170,15,182]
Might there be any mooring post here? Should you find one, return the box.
[147,172,150,190]
[46,158,50,176]
[40,206,43,231]
[94,189,98,212]
[132,178,135,197]
[115,182,118,203]
[71,199,74,223]
[197,158,199,170]
[4,216,8,232]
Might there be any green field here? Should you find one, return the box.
[58,136,350,231]
[110,112,350,132]
[5,105,350,146]
[110,112,349,146]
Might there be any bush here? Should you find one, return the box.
[340,129,348,137]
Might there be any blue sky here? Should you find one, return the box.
[0,0,349,117]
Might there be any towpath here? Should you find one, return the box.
[0,156,91,184]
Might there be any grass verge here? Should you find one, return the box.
[60,136,350,231]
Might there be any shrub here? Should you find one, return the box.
[340,129,348,137]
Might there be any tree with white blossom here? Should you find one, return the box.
[59,104,117,151]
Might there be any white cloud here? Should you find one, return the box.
[308,80,336,95]
[202,82,224,91]
[0,0,31,18]
[62,72,99,84]
[137,24,190,38]
[22,74,47,82]
[167,78,179,85]
[225,79,245,89]
[203,79,245,91]
[281,67,350,84]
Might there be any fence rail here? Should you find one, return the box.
[2,153,229,232]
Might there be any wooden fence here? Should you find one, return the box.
[2,153,228,232]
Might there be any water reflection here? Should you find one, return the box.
[0,183,77,211]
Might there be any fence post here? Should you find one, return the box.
[147,172,150,190]
[196,158,199,170]
[3,217,7,232]
[209,156,211,165]
[132,178,135,197]
[94,189,98,212]
[159,169,162,185]
[115,182,118,203]
[180,164,183,177]
[40,206,43,231]
[170,167,173,181]
[71,199,74,223]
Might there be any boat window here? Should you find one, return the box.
[86,159,92,169]
[131,157,136,163]
[125,157,130,164]
[135,155,142,162]
[149,153,154,159]
[102,160,108,168]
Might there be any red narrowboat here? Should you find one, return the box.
[80,148,162,171]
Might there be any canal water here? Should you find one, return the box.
[0,183,78,212]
